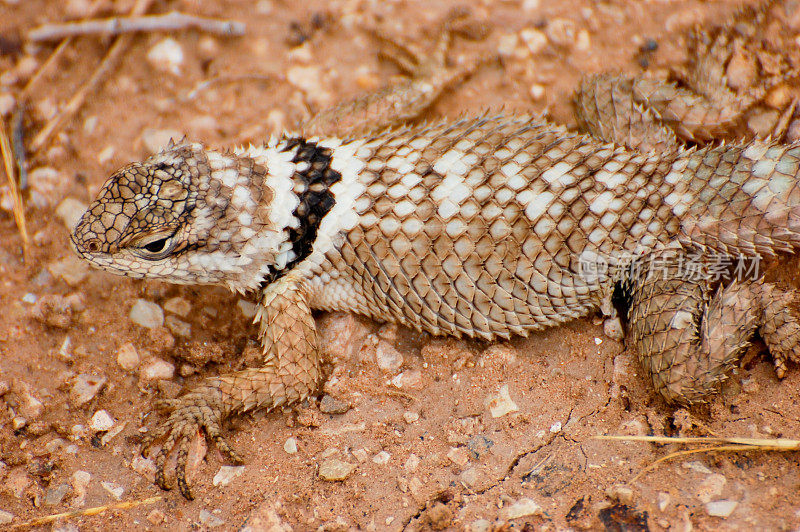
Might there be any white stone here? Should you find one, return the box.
[89,410,114,432]
[284,437,298,454]
[139,358,175,381]
[101,481,124,500]
[372,451,390,465]
[375,341,404,372]
[486,384,519,418]
[55,198,88,230]
[146,38,184,75]
[705,500,738,518]
[116,342,140,371]
[129,299,164,328]
[212,465,245,487]
[499,498,542,520]
[163,296,191,317]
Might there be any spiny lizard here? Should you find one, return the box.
[70,4,800,500]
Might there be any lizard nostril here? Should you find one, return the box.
[85,239,102,253]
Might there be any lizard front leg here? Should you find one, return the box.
[141,272,321,500]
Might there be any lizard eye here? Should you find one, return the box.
[134,234,176,259]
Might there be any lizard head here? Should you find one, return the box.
[70,141,299,292]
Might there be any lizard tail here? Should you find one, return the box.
[674,139,800,257]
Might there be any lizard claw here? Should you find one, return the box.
[140,392,240,500]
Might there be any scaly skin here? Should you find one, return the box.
[69,3,800,500]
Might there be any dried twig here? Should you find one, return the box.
[0,112,29,259]
[30,0,155,153]
[185,73,280,101]
[10,105,27,189]
[595,434,800,482]
[28,11,245,42]
[10,496,163,529]
[21,0,107,99]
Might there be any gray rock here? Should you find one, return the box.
[319,394,350,415]
[44,483,72,506]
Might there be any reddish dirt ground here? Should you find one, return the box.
[2,0,800,530]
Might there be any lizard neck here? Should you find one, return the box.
[234,136,369,293]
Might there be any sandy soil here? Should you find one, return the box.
[2,0,800,530]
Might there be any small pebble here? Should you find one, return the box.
[89,410,114,432]
[71,470,91,506]
[31,294,73,328]
[165,316,191,338]
[424,502,452,530]
[47,257,89,287]
[460,467,480,488]
[469,519,491,532]
[44,484,72,506]
[404,454,420,472]
[391,369,422,389]
[212,465,245,487]
[139,358,175,381]
[352,448,368,462]
[318,458,355,481]
[403,411,420,424]
[318,312,370,361]
[467,435,494,459]
[519,28,547,55]
[550,421,562,433]
[70,374,107,407]
[284,437,298,454]
[147,509,166,525]
[55,198,88,230]
[499,497,543,520]
[486,384,519,418]
[163,296,191,317]
[705,500,738,518]
[198,509,226,528]
[447,446,470,467]
[606,484,634,505]
[131,456,157,482]
[375,341,404,372]
[146,38,184,75]
[0,510,13,525]
[129,299,164,328]
[116,342,140,371]
[658,492,671,512]
[372,451,390,465]
[101,481,124,500]
[319,394,350,414]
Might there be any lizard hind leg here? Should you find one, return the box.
[140,273,322,500]
[624,252,767,405]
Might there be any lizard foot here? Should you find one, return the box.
[141,392,243,500]
[756,282,800,379]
